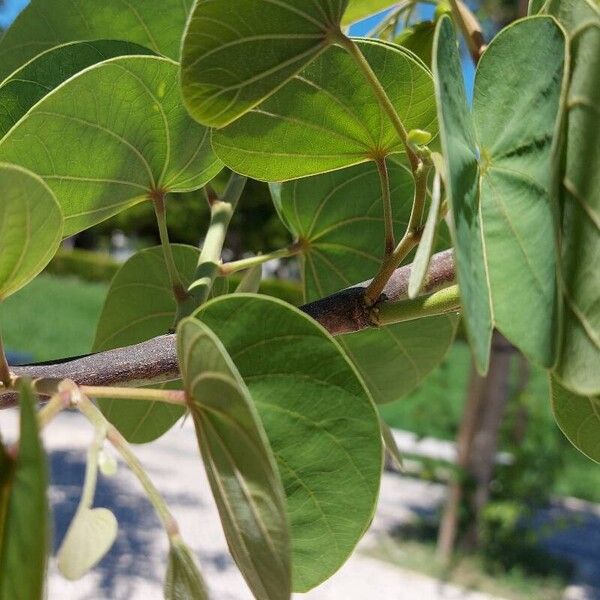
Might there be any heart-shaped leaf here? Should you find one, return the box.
[551,377,600,464]
[181,0,350,128]
[0,163,62,301]
[0,40,155,139]
[0,0,191,80]
[0,56,222,236]
[177,317,291,600]
[93,245,201,443]
[0,381,49,600]
[212,39,437,181]
[433,16,566,373]
[165,537,209,600]
[546,0,600,395]
[194,294,382,591]
[58,507,118,580]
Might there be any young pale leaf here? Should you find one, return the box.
[433,16,566,373]
[551,377,600,464]
[342,0,396,25]
[177,317,291,600]
[235,265,263,294]
[212,39,437,181]
[194,295,382,592]
[181,0,349,128]
[0,381,49,600]
[547,0,600,396]
[339,315,459,404]
[0,40,155,138]
[58,507,118,580]
[0,0,191,80]
[93,245,200,443]
[0,164,63,301]
[0,56,222,236]
[165,537,209,600]
[379,417,403,470]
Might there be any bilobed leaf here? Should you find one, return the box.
[0,163,62,300]
[342,0,395,25]
[551,377,600,463]
[433,16,566,373]
[0,40,155,138]
[0,0,191,80]
[165,537,208,600]
[194,295,382,591]
[0,56,222,236]
[547,0,600,395]
[236,265,263,294]
[212,39,437,181]
[177,317,291,600]
[94,245,200,443]
[0,381,49,600]
[58,508,118,580]
[181,0,349,128]
[339,314,459,403]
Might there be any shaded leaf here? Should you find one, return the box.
[181,0,349,128]
[0,40,155,138]
[0,163,62,300]
[0,56,222,236]
[0,0,191,80]
[0,381,49,600]
[177,317,291,600]
[194,294,382,591]
[433,16,566,372]
[546,0,600,395]
[395,20,437,68]
[165,537,209,600]
[551,377,600,464]
[212,39,437,181]
[236,265,263,294]
[93,245,201,443]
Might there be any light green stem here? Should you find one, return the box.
[220,244,301,276]
[0,333,11,388]
[376,158,395,255]
[80,425,106,510]
[37,391,71,430]
[80,386,187,407]
[374,284,461,326]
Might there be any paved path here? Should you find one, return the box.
[0,409,598,599]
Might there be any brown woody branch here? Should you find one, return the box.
[1,250,455,408]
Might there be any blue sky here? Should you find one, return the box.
[0,0,474,96]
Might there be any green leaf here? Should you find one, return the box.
[0,40,155,139]
[529,0,548,14]
[342,0,395,25]
[236,265,263,294]
[194,295,382,591]
[58,507,118,580]
[0,163,62,300]
[181,0,349,128]
[0,0,192,80]
[177,317,291,600]
[547,0,600,395]
[0,381,49,600]
[212,39,437,181]
[551,377,600,464]
[93,245,200,443]
[433,16,566,373]
[379,417,403,470]
[165,537,209,600]
[0,56,222,236]
[339,315,459,404]
[395,21,437,68]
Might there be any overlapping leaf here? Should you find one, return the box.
[212,39,437,181]
[546,0,600,395]
[433,16,566,373]
[0,40,155,138]
[0,382,49,600]
[0,0,192,80]
[0,56,222,236]
[178,317,291,600]
[194,294,382,591]
[0,164,62,300]
[342,0,396,25]
[165,537,209,600]
[181,0,349,128]
[94,245,200,443]
[551,377,600,464]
